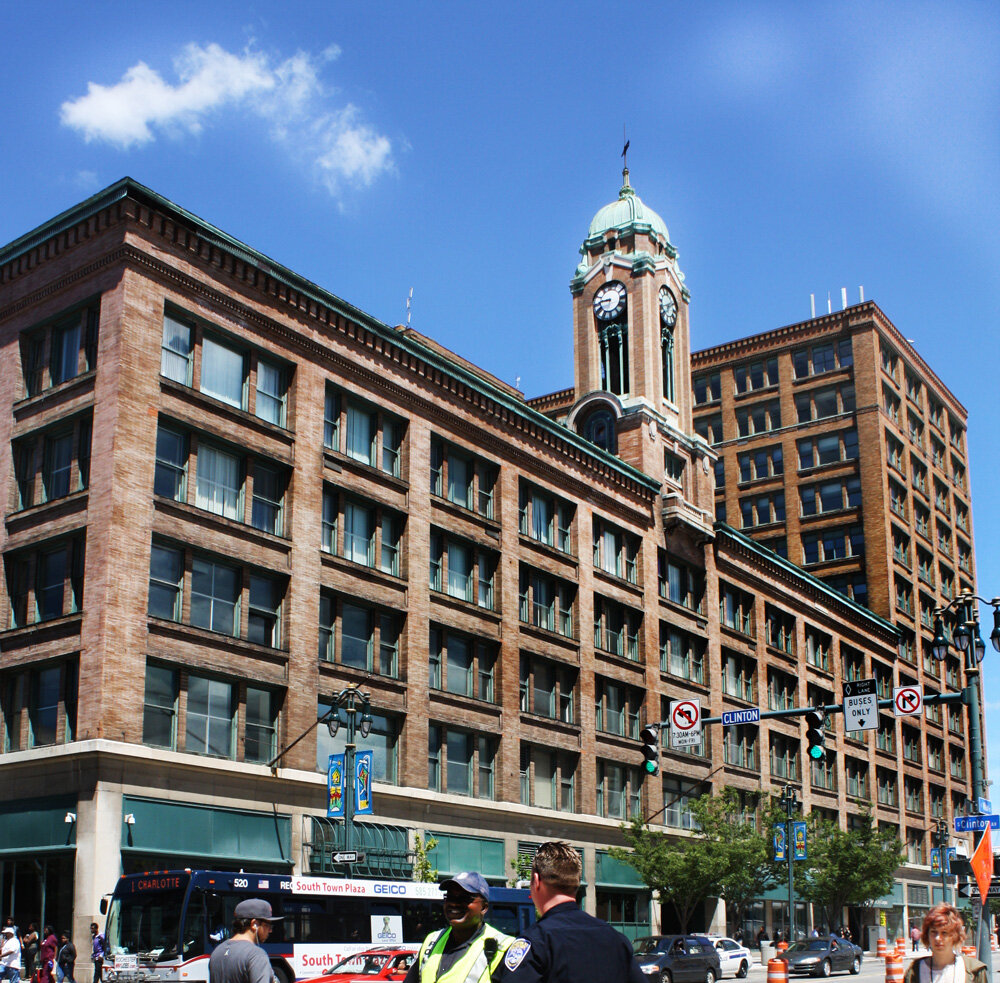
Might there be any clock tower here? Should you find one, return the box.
[566,166,713,538]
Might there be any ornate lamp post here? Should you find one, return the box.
[929,593,1000,969]
[323,685,374,857]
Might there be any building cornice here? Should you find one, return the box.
[1,179,662,504]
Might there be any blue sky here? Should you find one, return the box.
[3,1,999,792]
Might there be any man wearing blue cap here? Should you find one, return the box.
[403,872,512,983]
[208,900,282,983]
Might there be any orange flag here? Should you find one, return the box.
[970,826,993,904]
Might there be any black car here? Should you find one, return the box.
[633,935,724,983]
[780,937,863,977]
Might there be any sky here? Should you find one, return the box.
[2,1,999,791]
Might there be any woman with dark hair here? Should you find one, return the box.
[902,904,986,983]
[20,927,37,981]
[37,929,57,983]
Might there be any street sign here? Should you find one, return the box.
[954,815,1000,832]
[893,685,923,717]
[722,708,760,726]
[960,879,1000,899]
[979,797,993,815]
[843,679,878,731]
[670,698,702,748]
[331,850,365,863]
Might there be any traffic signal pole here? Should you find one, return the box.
[781,786,798,941]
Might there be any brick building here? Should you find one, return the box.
[0,174,977,944]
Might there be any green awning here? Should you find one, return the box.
[429,833,506,881]
[596,850,647,888]
[0,796,78,855]
[121,796,291,866]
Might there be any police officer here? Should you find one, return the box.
[403,872,512,983]
[502,841,645,983]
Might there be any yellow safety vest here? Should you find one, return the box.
[418,925,513,983]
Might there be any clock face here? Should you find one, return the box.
[593,282,627,321]
[659,286,678,327]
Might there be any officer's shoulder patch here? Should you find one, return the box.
[504,939,531,971]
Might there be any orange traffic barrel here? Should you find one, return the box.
[885,953,903,983]
[777,942,788,954]
[894,939,905,958]
[961,946,975,956]
[768,957,788,983]
[876,938,887,959]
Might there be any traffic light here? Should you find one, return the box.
[804,710,827,761]
[640,724,660,776]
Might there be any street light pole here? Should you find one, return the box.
[930,593,1000,972]
[324,686,374,861]
[933,819,949,906]
[781,785,798,941]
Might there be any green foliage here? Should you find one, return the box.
[690,788,783,933]
[610,815,727,932]
[508,853,533,887]
[412,832,439,883]
[792,807,904,929]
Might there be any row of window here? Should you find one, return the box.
[693,339,853,407]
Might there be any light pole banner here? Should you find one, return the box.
[355,749,374,815]
[774,824,786,861]
[793,821,807,860]
[327,753,346,817]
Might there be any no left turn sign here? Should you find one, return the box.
[893,685,923,717]
[670,698,702,748]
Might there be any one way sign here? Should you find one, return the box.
[959,878,1000,899]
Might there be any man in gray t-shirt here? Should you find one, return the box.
[208,900,281,983]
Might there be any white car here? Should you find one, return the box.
[709,938,753,979]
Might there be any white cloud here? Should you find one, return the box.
[60,42,393,198]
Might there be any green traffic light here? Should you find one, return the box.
[807,744,824,760]
[644,760,659,774]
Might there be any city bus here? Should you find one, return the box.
[101,869,534,983]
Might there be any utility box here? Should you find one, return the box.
[867,925,887,954]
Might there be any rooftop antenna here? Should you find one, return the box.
[859,285,865,302]
[405,287,413,327]
[515,375,521,390]
[621,126,631,191]
[827,292,832,314]
[810,293,816,318]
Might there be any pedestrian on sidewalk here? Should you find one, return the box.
[910,925,920,953]
[1,926,22,983]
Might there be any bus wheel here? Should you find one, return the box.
[272,963,292,983]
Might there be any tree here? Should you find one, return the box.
[793,808,904,931]
[412,832,439,883]
[610,816,728,932]
[508,853,533,887]
[691,788,783,935]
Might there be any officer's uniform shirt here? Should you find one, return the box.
[502,901,645,983]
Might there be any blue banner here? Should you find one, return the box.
[355,749,374,815]
[793,821,807,860]
[327,753,345,817]
[774,824,786,861]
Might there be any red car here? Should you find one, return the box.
[304,947,418,983]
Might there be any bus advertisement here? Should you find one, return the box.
[103,870,534,983]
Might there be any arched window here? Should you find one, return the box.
[599,324,630,396]
[581,408,617,455]
[661,325,675,403]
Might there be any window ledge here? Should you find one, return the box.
[324,448,409,494]
[155,496,292,556]
[13,371,96,422]
[592,566,643,599]
[429,589,501,625]
[0,612,83,651]
[160,376,295,445]
[430,494,501,538]
[5,491,88,536]
[147,617,289,666]
[518,534,579,569]
[428,688,501,722]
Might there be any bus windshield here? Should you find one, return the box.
[106,874,190,963]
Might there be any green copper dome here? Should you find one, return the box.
[587,171,669,242]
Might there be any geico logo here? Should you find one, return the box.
[374,884,405,894]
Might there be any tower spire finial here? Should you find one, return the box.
[620,127,632,197]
